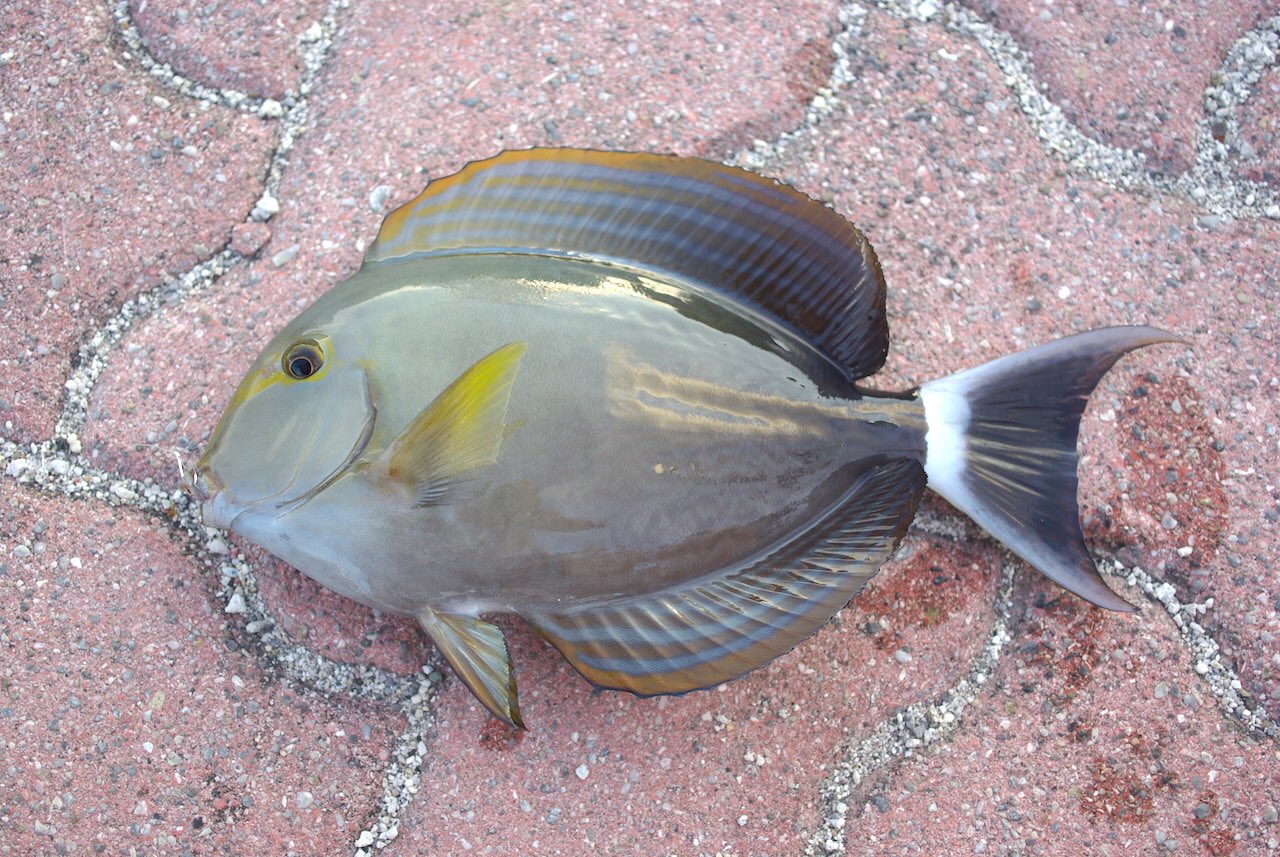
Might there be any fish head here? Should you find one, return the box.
[192,322,376,531]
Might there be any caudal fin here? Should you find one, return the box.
[919,326,1183,611]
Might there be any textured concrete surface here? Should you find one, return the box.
[2,1,1278,855]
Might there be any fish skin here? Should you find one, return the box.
[192,148,1180,726]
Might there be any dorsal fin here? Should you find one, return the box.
[368,148,890,381]
[526,457,925,697]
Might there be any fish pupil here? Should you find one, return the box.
[289,356,315,378]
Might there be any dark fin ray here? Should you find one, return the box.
[417,608,523,728]
[377,342,525,506]
[920,326,1185,611]
[367,148,890,381]
[528,458,925,696]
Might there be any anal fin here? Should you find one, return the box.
[418,608,523,728]
[529,457,925,696]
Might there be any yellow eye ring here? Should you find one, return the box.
[283,340,325,380]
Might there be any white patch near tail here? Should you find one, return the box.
[919,375,972,511]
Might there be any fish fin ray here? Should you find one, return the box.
[920,326,1184,611]
[417,608,523,728]
[527,458,925,696]
[380,342,526,506]
[366,148,889,382]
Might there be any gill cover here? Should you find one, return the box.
[199,351,374,513]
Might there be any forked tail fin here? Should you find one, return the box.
[919,326,1184,610]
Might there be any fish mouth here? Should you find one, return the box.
[187,465,245,530]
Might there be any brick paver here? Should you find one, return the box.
[2,1,1277,855]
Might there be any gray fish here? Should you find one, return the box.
[191,148,1180,726]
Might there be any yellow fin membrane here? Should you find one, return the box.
[379,342,526,506]
[529,457,925,696]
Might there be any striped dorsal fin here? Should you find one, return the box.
[367,148,891,381]
[526,457,924,697]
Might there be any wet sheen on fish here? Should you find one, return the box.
[192,149,1181,727]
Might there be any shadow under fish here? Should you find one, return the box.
[190,148,1183,727]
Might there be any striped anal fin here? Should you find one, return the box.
[527,458,925,696]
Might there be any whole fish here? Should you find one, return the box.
[192,148,1179,727]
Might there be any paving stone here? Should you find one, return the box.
[130,0,327,98]
[279,0,840,245]
[0,0,277,444]
[0,486,403,854]
[82,263,328,486]
[956,0,1277,174]
[847,577,1278,854]
[248,542,433,676]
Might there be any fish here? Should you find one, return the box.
[191,148,1181,728]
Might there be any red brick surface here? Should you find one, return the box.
[3,1,1277,855]
[0,488,404,854]
[0,0,277,444]
[131,0,327,97]
[955,0,1276,174]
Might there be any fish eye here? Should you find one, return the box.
[283,340,325,380]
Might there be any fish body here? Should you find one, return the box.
[194,149,1178,726]
[219,253,921,614]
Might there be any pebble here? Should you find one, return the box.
[295,791,314,809]
[1161,513,1178,530]
[224,592,247,614]
[369,185,392,213]
[258,98,284,119]
[893,649,912,664]
[272,244,300,268]
[252,193,281,221]
[575,764,589,780]
[1192,802,1211,819]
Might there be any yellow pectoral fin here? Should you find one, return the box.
[418,608,523,728]
[380,341,526,506]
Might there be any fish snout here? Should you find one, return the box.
[188,463,237,530]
